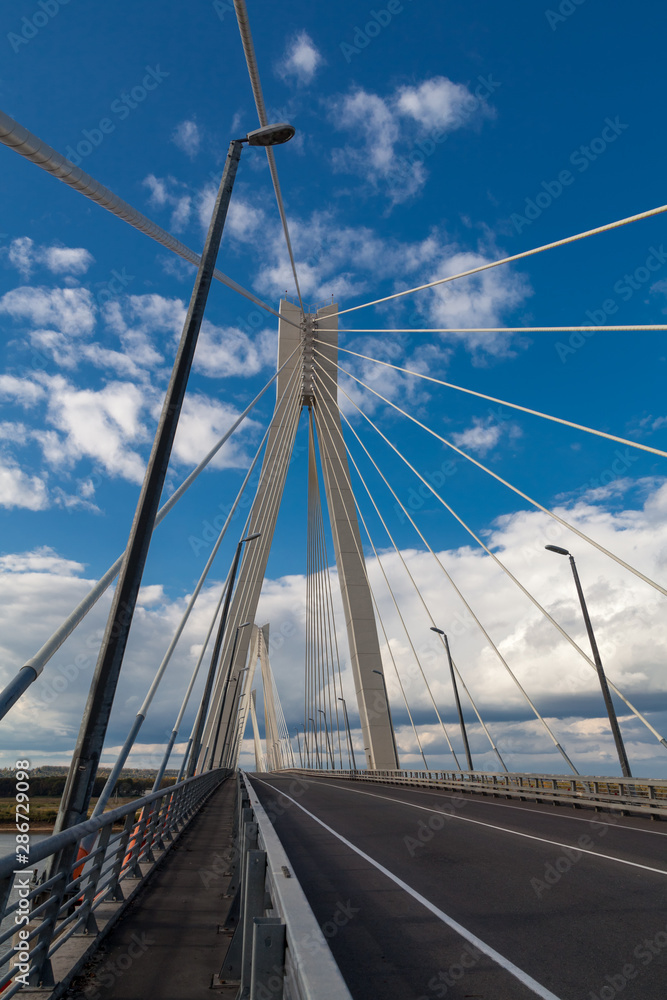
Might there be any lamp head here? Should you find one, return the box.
[545,545,570,556]
[430,626,445,635]
[245,122,296,147]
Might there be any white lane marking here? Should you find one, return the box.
[351,781,667,837]
[288,777,667,878]
[252,775,565,1000]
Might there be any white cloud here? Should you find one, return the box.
[0,285,96,337]
[103,293,184,369]
[171,392,261,469]
[276,30,323,85]
[39,375,150,482]
[171,119,201,158]
[395,77,475,131]
[226,199,530,358]
[0,547,84,575]
[7,237,33,278]
[3,237,94,278]
[0,455,48,510]
[143,174,168,206]
[417,249,532,353]
[193,320,274,379]
[41,246,94,275]
[0,375,45,406]
[452,416,522,456]
[142,175,193,231]
[170,195,192,232]
[328,76,496,204]
[2,481,667,773]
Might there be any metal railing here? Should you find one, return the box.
[217,772,352,999]
[284,768,667,819]
[0,768,229,996]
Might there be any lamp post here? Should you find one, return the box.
[430,627,473,771]
[372,669,399,769]
[51,122,294,840]
[299,724,310,768]
[295,729,304,768]
[338,697,357,770]
[220,663,250,769]
[209,620,252,768]
[308,717,321,769]
[545,545,632,778]
[318,708,335,769]
[188,530,260,776]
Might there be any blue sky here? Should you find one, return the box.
[1,0,666,778]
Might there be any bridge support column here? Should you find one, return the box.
[313,304,399,770]
[201,299,399,772]
[200,300,302,766]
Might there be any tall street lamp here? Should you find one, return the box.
[51,121,295,840]
[318,708,335,768]
[299,723,310,768]
[430,627,473,771]
[220,663,251,769]
[338,697,357,770]
[188,531,261,776]
[545,545,632,778]
[308,717,322,769]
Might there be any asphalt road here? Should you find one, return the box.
[248,773,667,1000]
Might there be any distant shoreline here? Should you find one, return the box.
[0,824,53,833]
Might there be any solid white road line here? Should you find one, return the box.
[293,777,667,877]
[252,776,565,1000]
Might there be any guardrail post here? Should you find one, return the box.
[240,850,268,996]
[28,843,77,989]
[125,808,149,878]
[249,917,285,1000]
[105,812,134,901]
[74,824,111,936]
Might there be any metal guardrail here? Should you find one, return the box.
[0,768,229,996]
[217,772,352,1000]
[284,768,667,819]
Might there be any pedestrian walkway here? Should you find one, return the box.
[64,778,236,1000]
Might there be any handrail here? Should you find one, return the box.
[282,768,667,819]
[0,768,230,995]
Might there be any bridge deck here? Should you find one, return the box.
[250,773,667,1000]
[64,778,236,1000]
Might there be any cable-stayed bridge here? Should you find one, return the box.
[1,2,666,997]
